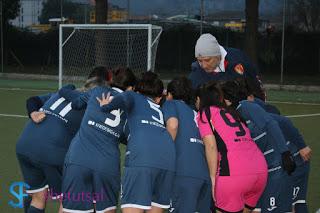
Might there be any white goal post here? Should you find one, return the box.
[59,24,163,88]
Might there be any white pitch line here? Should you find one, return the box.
[268,101,320,106]
[285,113,320,118]
[0,113,28,118]
[0,88,320,106]
[0,87,54,92]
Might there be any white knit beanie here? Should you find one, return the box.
[195,33,221,57]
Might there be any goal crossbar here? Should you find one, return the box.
[59,24,162,30]
[59,24,162,88]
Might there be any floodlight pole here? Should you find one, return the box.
[60,0,63,22]
[0,1,3,73]
[84,4,87,24]
[59,24,63,89]
[200,0,204,35]
[147,25,152,71]
[127,0,130,22]
[126,0,130,67]
[280,0,286,85]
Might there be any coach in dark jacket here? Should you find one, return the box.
[189,33,262,93]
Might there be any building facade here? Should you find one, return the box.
[10,0,45,28]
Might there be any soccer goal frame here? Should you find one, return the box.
[59,24,163,88]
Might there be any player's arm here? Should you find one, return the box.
[266,120,290,153]
[242,102,295,174]
[254,98,281,115]
[26,93,52,115]
[242,102,289,153]
[266,119,297,174]
[59,85,89,110]
[26,93,53,123]
[162,101,179,141]
[166,118,179,141]
[197,111,218,199]
[299,146,312,162]
[203,134,218,199]
[280,116,312,161]
[58,84,78,101]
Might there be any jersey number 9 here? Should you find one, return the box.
[220,110,246,137]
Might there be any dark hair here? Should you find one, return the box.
[245,77,266,101]
[198,81,245,124]
[220,79,248,108]
[135,72,164,98]
[83,66,110,90]
[197,81,225,123]
[167,77,193,104]
[110,67,137,91]
[87,66,110,81]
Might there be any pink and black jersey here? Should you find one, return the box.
[197,106,267,176]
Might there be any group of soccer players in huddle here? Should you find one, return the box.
[16,65,311,213]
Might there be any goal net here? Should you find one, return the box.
[59,24,163,88]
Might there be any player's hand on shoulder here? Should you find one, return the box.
[30,111,46,123]
[299,146,312,162]
[96,92,113,107]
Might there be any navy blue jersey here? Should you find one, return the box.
[26,93,54,116]
[16,92,84,166]
[253,98,280,115]
[59,86,126,176]
[237,100,288,169]
[36,93,53,103]
[162,100,209,181]
[189,47,260,89]
[101,91,176,171]
[253,98,307,167]
[270,114,306,167]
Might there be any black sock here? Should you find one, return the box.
[23,196,32,213]
[28,205,45,213]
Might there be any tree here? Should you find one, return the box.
[1,0,20,68]
[95,0,108,24]
[2,0,20,25]
[94,0,108,66]
[293,0,320,32]
[39,0,82,24]
[245,0,259,64]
